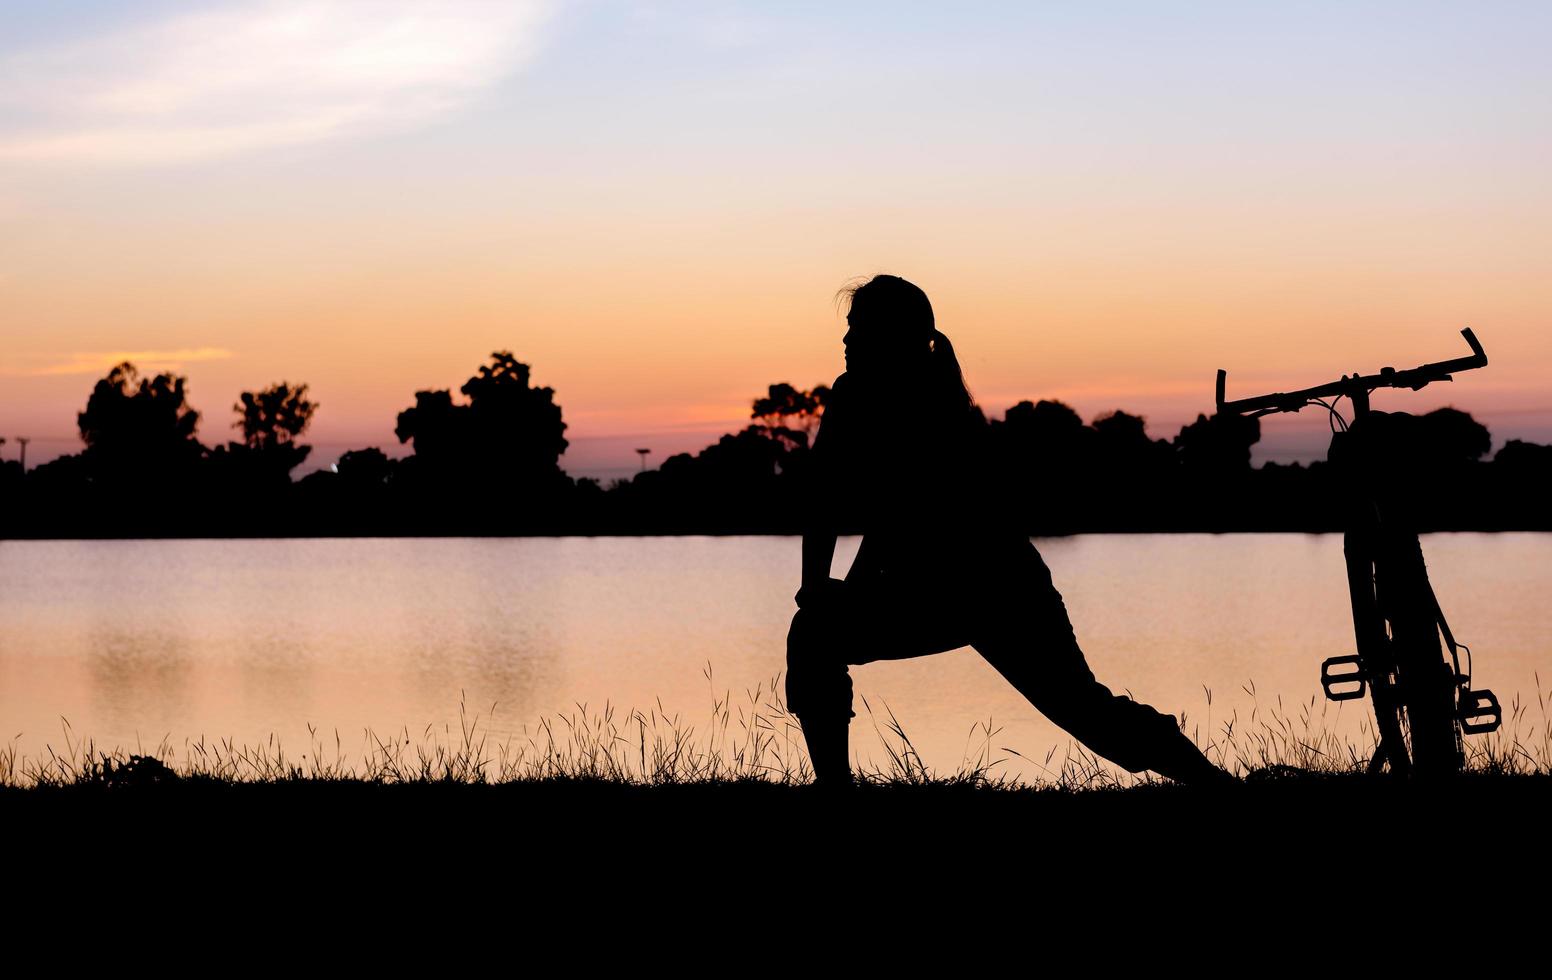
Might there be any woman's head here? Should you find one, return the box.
[838,274,933,375]
[836,274,978,419]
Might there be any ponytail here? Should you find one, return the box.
[929,327,979,424]
[839,273,983,433]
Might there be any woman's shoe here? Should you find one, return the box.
[796,711,853,787]
[1149,728,1241,787]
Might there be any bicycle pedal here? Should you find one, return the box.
[1320,654,1367,701]
[1459,688,1502,734]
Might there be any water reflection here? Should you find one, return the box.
[86,625,194,744]
[0,534,1546,783]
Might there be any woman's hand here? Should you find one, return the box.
[794,577,848,610]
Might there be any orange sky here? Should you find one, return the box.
[4,3,1550,480]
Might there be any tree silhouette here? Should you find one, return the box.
[605,380,831,531]
[76,362,205,488]
[990,399,1091,462]
[618,425,792,531]
[458,351,569,473]
[1092,409,1151,450]
[394,351,570,501]
[983,399,1098,530]
[751,382,831,451]
[235,383,317,451]
[9,348,1550,537]
[1091,410,1176,476]
[335,447,395,486]
[394,390,461,469]
[1419,407,1492,464]
[0,438,19,495]
[206,382,318,489]
[1494,438,1552,471]
[1173,412,1261,474]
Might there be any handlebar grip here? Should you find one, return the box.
[1215,369,1226,413]
[1462,328,1486,365]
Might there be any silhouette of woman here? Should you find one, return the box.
[786,274,1235,787]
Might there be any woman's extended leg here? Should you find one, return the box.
[785,571,976,785]
[969,553,1235,786]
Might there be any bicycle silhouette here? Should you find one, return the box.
[1216,329,1502,777]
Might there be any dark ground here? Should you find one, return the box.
[9,770,1546,877]
[7,772,1545,961]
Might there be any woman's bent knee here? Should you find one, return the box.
[785,609,854,720]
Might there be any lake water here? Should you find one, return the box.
[2,535,1548,785]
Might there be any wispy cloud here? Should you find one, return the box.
[0,1,550,165]
[24,348,237,377]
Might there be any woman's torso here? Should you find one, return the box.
[817,370,1036,584]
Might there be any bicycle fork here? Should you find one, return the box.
[1322,523,1501,776]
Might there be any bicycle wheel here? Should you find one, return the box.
[1343,526,1412,776]
[1372,528,1464,777]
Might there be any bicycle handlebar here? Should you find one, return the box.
[1215,328,1486,417]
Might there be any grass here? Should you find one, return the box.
[10,672,1547,942]
[4,664,1549,792]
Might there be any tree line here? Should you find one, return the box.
[0,351,1547,537]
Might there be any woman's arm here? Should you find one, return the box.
[847,534,882,580]
[795,373,851,607]
[800,531,838,596]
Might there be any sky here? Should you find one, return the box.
[2,1,1550,482]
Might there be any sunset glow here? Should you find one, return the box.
[4,2,1549,480]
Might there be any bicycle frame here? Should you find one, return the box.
[1215,329,1502,777]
